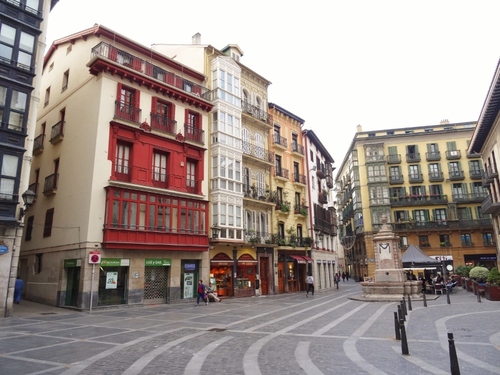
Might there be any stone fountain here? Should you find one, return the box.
[358,214,421,301]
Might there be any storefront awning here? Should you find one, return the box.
[301,255,313,263]
[290,255,307,264]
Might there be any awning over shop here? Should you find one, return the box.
[301,255,313,263]
[290,255,307,264]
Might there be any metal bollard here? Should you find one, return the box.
[401,299,407,318]
[402,297,407,316]
[408,294,412,311]
[398,304,403,323]
[394,312,401,340]
[400,320,409,355]
[477,291,481,303]
[446,289,451,304]
[448,333,461,375]
[423,291,427,307]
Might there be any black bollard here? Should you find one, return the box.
[400,300,407,320]
[402,297,407,316]
[400,320,409,355]
[398,304,403,323]
[408,294,412,311]
[423,291,427,307]
[446,290,451,304]
[477,291,481,303]
[394,312,401,340]
[448,333,461,375]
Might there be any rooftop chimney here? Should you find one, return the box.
[192,33,201,45]
[440,119,449,124]
[356,124,362,132]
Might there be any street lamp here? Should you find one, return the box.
[210,226,221,241]
[19,189,36,219]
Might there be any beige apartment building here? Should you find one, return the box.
[336,121,496,281]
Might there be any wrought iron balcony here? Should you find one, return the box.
[33,134,44,155]
[242,141,274,164]
[115,101,141,124]
[408,173,423,183]
[428,171,444,182]
[481,196,500,215]
[49,121,64,144]
[452,192,488,203]
[426,151,441,161]
[389,175,404,184]
[291,142,304,155]
[445,150,461,160]
[391,194,448,206]
[377,218,493,232]
[184,124,204,144]
[150,114,176,135]
[91,42,209,99]
[273,134,288,149]
[469,169,483,180]
[43,173,58,195]
[448,170,465,181]
[293,173,306,185]
[386,154,401,164]
[241,101,272,125]
[274,167,289,180]
[406,153,420,163]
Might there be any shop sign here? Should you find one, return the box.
[479,256,497,261]
[184,263,196,271]
[145,258,171,266]
[106,271,118,289]
[101,258,129,267]
[64,259,81,268]
[430,255,453,261]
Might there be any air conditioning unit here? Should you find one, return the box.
[450,151,459,156]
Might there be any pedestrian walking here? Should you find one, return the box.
[342,272,346,282]
[305,273,314,297]
[334,274,340,289]
[346,271,349,280]
[196,279,208,306]
[14,276,24,304]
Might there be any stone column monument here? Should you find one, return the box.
[360,214,408,300]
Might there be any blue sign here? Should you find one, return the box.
[0,244,8,255]
[184,263,196,271]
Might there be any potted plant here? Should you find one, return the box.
[469,266,489,295]
[299,206,308,216]
[485,268,500,301]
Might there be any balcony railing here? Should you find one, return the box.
[115,101,141,124]
[241,101,272,125]
[184,124,204,144]
[275,167,289,179]
[426,151,441,161]
[33,134,44,155]
[446,150,461,160]
[318,192,328,204]
[428,171,444,182]
[408,173,423,183]
[482,166,498,186]
[326,175,334,188]
[242,141,274,163]
[186,180,200,194]
[375,218,493,232]
[273,134,288,148]
[389,175,404,184]
[452,192,488,203]
[293,173,306,185]
[150,114,176,135]
[391,194,448,206]
[481,195,500,215]
[28,182,39,198]
[448,170,465,180]
[291,142,305,155]
[91,42,209,98]
[243,184,267,200]
[469,169,483,180]
[386,154,401,164]
[50,121,64,144]
[406,153,420,162]
[43,173,58,195]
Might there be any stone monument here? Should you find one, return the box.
[359,214,420,301]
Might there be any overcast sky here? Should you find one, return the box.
[45,1,500,169]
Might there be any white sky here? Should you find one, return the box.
[46,0,500,168]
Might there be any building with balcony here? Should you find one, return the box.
[336,121,496,281]
[0,0,58,317]
[469,58,500,270]
[153,34,276,298]
[302,129,338,290]
[19,25,213,309]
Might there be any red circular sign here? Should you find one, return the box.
[90,254,100,263]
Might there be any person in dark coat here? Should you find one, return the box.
[196,279,208,306]
[342,272,346,282]
[14,276,24,304]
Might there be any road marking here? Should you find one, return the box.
[343,303,393,375]
[295,341,324,375]
[391,345,448,374]
[183,336,233,375]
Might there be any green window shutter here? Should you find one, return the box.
[424,210,430,221]
[446,141,456,151]
[404,211,410,221]
[388,146,397,155]
[461,183,468,194]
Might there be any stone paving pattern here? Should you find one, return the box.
[0,279,499,375]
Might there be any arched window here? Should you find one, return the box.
[254,132,264,159]
[242,127,250,154]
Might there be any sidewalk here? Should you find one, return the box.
[9,300,78,319]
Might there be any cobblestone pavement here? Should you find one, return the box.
[1,280,499,375]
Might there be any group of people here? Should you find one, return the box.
[196,280,221,305]
[306,271,349,297]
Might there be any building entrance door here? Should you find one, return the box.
[144,266,168,304]
[65,267,80,307]
[259,257,269,295]
[278,262,285,293]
